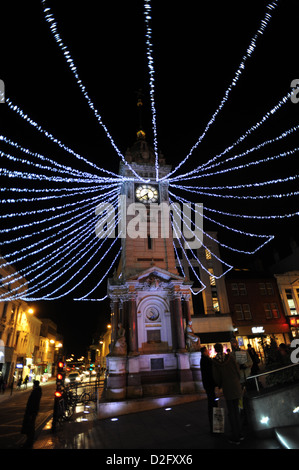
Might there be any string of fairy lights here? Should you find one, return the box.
[0,0,298,302]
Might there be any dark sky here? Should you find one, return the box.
[0,0,298,356]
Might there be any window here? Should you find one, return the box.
[264,303,272,319]
[234,304,252,320]
[235,304,244,320]
[212,292,220,312]
[231,283,239,296]
[238,283,247,296]
[259,283,267,295]
[1,302,8,319]
[205,249,212,260]
[208,268,216,286]
[285,289,297,315]
[266,282,274,295]
[264,303,280,319]
[243,304,252,320]
[231,283,247,296]
[271,302,280,318]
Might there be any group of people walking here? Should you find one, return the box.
[200,339,258,445]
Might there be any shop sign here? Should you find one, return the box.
[16,363,23,369]
[251,326,265,334]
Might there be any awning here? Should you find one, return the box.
[198,331,234,344]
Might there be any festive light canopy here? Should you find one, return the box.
[0,0,298,304]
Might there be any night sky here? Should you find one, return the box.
[0,0,298,356]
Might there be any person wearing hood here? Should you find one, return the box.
[212,343,243,445]
[21,380,42,448]
[200,346,217,434]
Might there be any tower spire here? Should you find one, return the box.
[135,89,146,140]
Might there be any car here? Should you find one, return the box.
[65,371,82,384]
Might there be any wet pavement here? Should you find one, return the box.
[33,395,283,451]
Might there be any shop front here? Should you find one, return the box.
[289,316,299,339]
[234,323,290,364]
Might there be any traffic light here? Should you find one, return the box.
[56,361,65,388]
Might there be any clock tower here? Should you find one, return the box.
[105,127,202,402]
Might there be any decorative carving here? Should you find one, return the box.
[146,275,160,290]
[185,321,201,352]
[111,323,127,356]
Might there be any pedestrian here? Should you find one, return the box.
[200,347,217,434]
[23,375,29,389]
[212,343,243,445]
[247,344,260,375]
[277,343,291,365]
[230,339,253,386]
[17,377,22,390]
[0,374,4,394]
[21,380,42,448]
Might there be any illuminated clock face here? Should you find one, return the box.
[135,185,159,203]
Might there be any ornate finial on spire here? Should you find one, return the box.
[135,89,146,140]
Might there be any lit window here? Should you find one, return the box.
[212,295,220,312]
[208,268,216,286]
[271,302,280,318]
[285,289,298,315]
[205,249,212,260]
[264,303,272,319]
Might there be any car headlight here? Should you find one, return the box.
[65,378,70,383]
[76,376,80,381]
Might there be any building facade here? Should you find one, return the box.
[275,271,299,339]
[0,256,63,385]
[226,269,290,362]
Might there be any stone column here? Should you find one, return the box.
[126,294,142,398]
[173,293,185,352]
[110,298,119,349]
[128,294,138,354]
[183,294,192,324]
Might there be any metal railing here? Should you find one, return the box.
[68,379,104,403]
[247,362,299,392]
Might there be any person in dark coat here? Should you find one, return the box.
[21,380,42,448]
[212,343,243,445]
[200,346,217,434]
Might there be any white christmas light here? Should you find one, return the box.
[171,123,299,182]
[41,0,148,183]
[75,247,122,300]
[169,145,299,184]
[171,183,299,200]
[0,198,120,300]
[144,0,160,181]
[169,191,275,255]
[0,135,100,180]
[5,98,122,180]
[161,0,280,181]
[170,198,234,274]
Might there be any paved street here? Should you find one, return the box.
[1,381,295,454]
[33,395,283,451]
[0,379,56,449]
